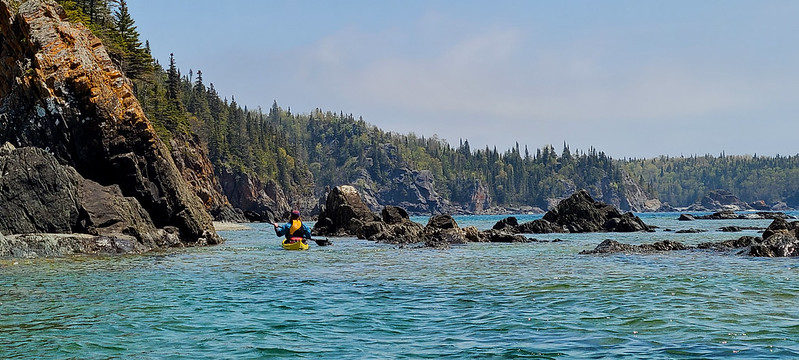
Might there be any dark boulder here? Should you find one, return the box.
[517,219,566,234]
[750,233,799,257]
[382,206,410,224]
[678,214,695,221]
[720,226,742,232]
[603,213,651,232]
[746,218,799,257]
[426,214,459,230]
[580,239,637,254]
[312,185,381,236]
[761,218,796,240]
[541,190,652,233]
[481,229,529,243]
[492,190,651,235]
[423,225,486,248]
[492,217,519,231]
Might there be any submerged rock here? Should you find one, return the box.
[580,239,689,255]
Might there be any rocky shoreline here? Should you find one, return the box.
[580,217,799,257]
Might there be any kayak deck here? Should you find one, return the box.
[282,238,309,250]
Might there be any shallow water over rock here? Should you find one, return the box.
[2,213,798,358]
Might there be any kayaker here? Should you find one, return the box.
[273,210,312,243]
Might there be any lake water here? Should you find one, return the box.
[2,213,798,359]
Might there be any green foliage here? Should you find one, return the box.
[623,154,799,206]
[55,0,151,80]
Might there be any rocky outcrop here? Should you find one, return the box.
[312,185,381,236]
[358,206,424,244]
[313,186,529,247]
[0,145,189,257]
[682,210,793,220]
[618,171,662,212]
[544,190,652,232]
[687,190,752,211]
[582,218,799,258]
[169,134,243,222]
[467,179,492,213]
[0,0,219,251]
[217,164,290,223]
[378,168,454,215]
[495,190,652,234]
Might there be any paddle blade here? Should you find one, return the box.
[314,238,332,246]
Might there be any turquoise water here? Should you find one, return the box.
[2,213,799,359]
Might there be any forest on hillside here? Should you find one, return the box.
[58,0,799,211]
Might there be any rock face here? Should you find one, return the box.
[466,179,491,213]
[0,145,188,257]
[496,190,652,234]
[169,134,243,222]
[0,0,219,252]
[312,185,381,236]
[689,189,752,211]
[217,164,290,223]
[378,168,455,215]
[619,171,662,212]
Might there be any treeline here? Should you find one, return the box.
[262,106,623,208]
[623,154,799,206]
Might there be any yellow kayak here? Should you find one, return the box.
[282,238,309,251]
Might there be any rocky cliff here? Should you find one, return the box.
[169,133,244,222]
[0,0,219,253]
[217,164,291,222]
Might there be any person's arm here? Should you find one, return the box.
[273,223,288,236]
[301,223,313,239]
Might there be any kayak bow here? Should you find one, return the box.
[282,238,309,250]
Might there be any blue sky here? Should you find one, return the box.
[127,0,799,158]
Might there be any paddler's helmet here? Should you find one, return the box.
[290,210,300,219]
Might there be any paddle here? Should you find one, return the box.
[311,238,332,246]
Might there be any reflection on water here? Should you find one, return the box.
[2,213,798,358]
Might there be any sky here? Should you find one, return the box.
[127,0,799,159]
